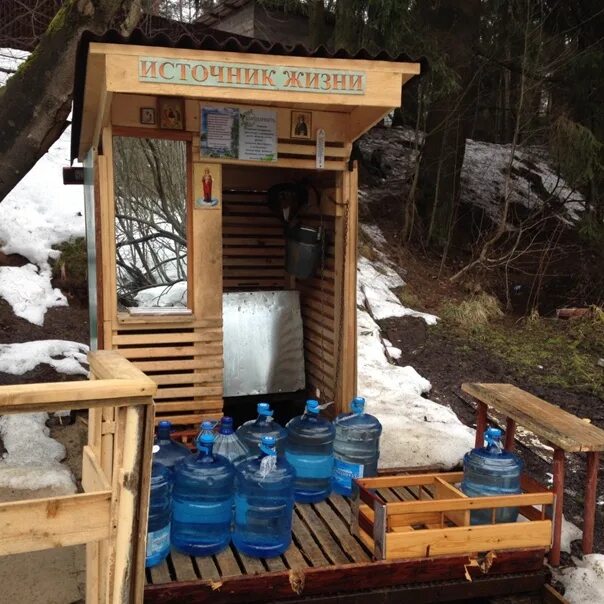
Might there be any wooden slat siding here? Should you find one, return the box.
[149,560,172,585]
[170,552,198,582]
[195,556,221,581]
[215,547,243,577]
[296,504,350,565]
[313,500,371,562]
[113,322,223,426]
[222,190,287,292]
[291,511,330,567]
[462,382,604,452]
[297,210,337,404]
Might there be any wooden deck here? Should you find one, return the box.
[146,493,370,586]
[144,489,548,604]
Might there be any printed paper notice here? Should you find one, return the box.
[200,106,277,162]
[200,107,239,158]
[239,109,277,162]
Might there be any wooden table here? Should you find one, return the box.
[462,383,604,566]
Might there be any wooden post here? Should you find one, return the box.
[550,448,565,566]
[475,402,488,448]
[504,418,516,451]
[582,451,599,555]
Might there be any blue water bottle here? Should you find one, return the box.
[285,399,335,503]
[233,435,295,558]
[154,420,190,474]
[146,461,172,567]
[214,416,251,467]
[171,432,235,555]
[461,427,523,524]
[237,402,288,455]
[332,397,382,495]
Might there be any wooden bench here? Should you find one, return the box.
[462,383,604,566]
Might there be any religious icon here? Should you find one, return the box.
[139,107,156,125]
[195,166,220,208]
[291,110,312,139]
[158,97,185,130]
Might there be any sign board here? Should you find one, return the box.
[139,57,366,95]
[200,106,277,162]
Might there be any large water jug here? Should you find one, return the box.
[461,427,523,524]
[171,432,235,555]
[236,402,288,455]
[214,416,251,467]
[332,397,382,495]
[154,420,190,473]
[233,435,295,558]
[146,461,171,567]
[285,399,335,503]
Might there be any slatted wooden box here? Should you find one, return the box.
[351,472,554,560]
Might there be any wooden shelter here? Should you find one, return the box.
[71,28,422,427]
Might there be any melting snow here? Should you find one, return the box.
[0,264,67,325]
[0,413,76,493]
[0,340,89,376]
[355,230,473,468]
[556,554,604,604]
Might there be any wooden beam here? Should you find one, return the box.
[582,451,599,555]
[0,491,111,556]
[0,379,154,413]
[550,448,565,566]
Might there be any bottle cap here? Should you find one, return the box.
[259,435,277,457]
[220,416,234,434]
[157,420,172,437]
[486,427,502,439]
[352,397,365,414]
[257,402,273,416]
[200,420,214,431]
[306,399,320,414]
[158,420,172,429]
[199,432,214,445]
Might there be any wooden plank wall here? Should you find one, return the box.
[113,318,223,426]
[222,189,287,291]
[297,213,337,403]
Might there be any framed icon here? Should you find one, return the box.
[158,97,185,130]
[291,110,312,139]
[194,164,221,209]
[139,107,156,125]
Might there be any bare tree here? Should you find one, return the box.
[113,136,188,307]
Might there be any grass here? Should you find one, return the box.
[438,300,604,399]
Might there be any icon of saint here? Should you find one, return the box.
[202,168,213,203]
[295,114,308,137]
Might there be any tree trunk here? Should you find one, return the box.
[416,0,481,246]
[0,0,142,201]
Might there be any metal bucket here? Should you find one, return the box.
[285,225,322,279]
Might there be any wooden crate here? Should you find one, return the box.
[351,472,554,560]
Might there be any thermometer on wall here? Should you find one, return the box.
[316,129,326,170]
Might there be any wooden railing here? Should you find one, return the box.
[0,350,157,603]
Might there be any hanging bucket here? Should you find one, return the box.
[285,225,322,279]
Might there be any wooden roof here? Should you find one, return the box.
[71,28,423,160]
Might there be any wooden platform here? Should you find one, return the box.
[144,490,548,604]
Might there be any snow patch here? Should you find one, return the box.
[0,340,89,376]
[0,48,28,86]
[0,413,76,493]
[357,306,474,469]
[0,264,67,325]
[358,256,438,325]
[556,554,604,604]
[561,517,583,553]
[134,280,188,308]
[0,126,84,271]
